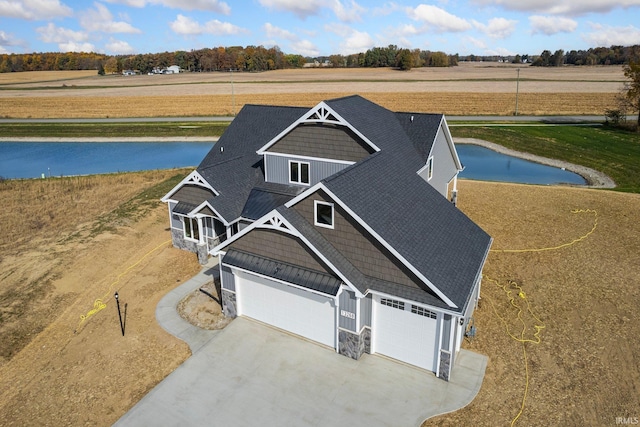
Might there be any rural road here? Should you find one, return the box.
[0,115,605,124]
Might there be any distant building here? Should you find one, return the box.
[122,70,135,76]
[165,65,180,74]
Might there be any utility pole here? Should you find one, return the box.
[515,68,520,116]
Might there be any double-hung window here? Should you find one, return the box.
[289,160,310,185]
[314,201,334,229]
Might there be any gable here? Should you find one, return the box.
[290,189,442,301]
[171,184,216,206]
[266,123,374,162]
[227,228,333,277]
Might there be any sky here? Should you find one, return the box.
[1,0,640,57]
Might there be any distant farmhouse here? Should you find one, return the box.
[161,95,492,381]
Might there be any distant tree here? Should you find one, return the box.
[396,49,413,71]
[622,61,640,127]
[97,63,105,75]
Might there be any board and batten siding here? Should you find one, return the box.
[221,264,235,292]
[419,128,458,197]
[264,153,351,186]
[339,290,357,332]
[360,294,372,330]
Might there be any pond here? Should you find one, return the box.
[456,144,586,185]
[0,141,214,179]
[0,141,586,186]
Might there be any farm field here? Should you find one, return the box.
[0,172,638,426]
[0,63,625,117]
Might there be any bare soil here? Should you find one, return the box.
[177,278,232,331]
[1,171,638,426]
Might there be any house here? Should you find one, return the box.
[161,95,492,380]
[165,65,180,74]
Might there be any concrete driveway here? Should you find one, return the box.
[115,316,487,427]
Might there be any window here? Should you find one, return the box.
[411,305,437,319]
[203,217,215,238]
[314,201,334,228]
[381,298,405,310]
[426,156,434,180]
[183,217,199,241]
[289,160,310,185]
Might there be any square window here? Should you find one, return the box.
[289,160,310,185]
[315,201,334,228]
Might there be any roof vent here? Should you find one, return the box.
[410,115,414,122]
[220,146,224,153]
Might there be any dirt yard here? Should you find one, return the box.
[1,168,639,426]
[0,63,624,117]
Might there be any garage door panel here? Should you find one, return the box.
[374,300,437,371]
[236,271,335,348]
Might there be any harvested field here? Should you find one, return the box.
[1,172,638,426]
[0,63,624,117]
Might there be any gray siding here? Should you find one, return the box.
[268,123,372,162]
[360,294,372,330]
[419,128,458,197]
[265,154,351,186]
[172,184,215,205]
[339,290,357,332]
[169,202,182,229]
[442,314,452,351]
[221,264,235,292]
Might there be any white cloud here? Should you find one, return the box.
[473,17,517,39]
[0,0,72,20]
[80,3,142,34]
[408,4,472,33]
[104,0,231,14]
[484,46,516,56]
[59,41,96,52]
[36,23,89,43]
[372,2,401,16]
[465,36,487,49]
[529,15,577,35]
[339,29,374,55]
[105,38,136,54]
[258,0,324,19]
[472,0,640,16]
[332,0,366,23]
[170,14,246,36]
[583,23,640,46]
[291,39,320,56]
[324,22,353,38]
[264,23,297,41]
[0,30,24,53]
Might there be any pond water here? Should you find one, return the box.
[0,141,586,186]
[0,141,214,179]
[456,144,586,185]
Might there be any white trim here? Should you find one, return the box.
[256,101,381,155]
[440,116,463,171]
[161,170,218,202]
[287,183,458,308]
[264,151,355,166]
[211,209,363,297]
[191,200,229,226]
[314,200,334,229]
[288,159,311,186]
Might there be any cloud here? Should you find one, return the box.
[0,30,24,53]
[332,0,366,23]
[105,38,136,54]
[291,39,320,56]
[80,3,142,33]
[264,23,297,41]
[58,41,96,53]
[473,17,517,39]
[582,23,640,46]
[170,14,246,36]
[472,0,640,16]
[36,23,89,43]
[0,0,72,20]
[258,0,324,19]
[408,4,472,33]
[339,29,375,55]
[372,2,401,16]
[529,15,577,35]
[103,0,231,14]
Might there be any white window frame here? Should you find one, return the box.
[182,216,200,242]
[426,156,434,181]
[289,160,310,185]
[314,200,334,229]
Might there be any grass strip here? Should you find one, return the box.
[450,125,640,193]
[0,122,229,138]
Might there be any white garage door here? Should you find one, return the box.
[235,270,336,348]
[373,297,438,371]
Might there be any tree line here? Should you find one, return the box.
[1,44,639,74]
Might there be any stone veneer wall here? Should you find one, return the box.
[338,328,371,360]
[438,350,451,381]
[221,289,237,318]
[171,228,209,265]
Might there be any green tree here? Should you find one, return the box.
[623,61,640,127]
[396,49,413,71]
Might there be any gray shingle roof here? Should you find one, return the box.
[241,185,302,221]
[222,249,342,296]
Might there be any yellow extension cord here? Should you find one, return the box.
[485,209,598,426]
[75,239,172,333]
